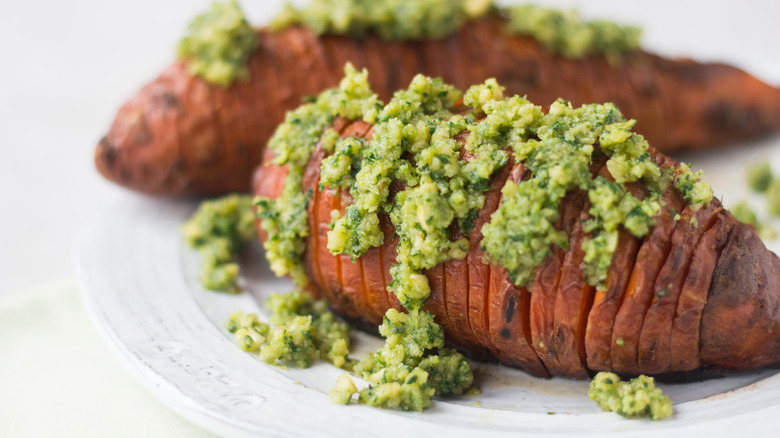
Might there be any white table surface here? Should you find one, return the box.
[1,0,779,436]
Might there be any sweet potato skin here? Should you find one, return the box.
[253,126,780,380]
[701,219,780,371]
[98,18,780,196]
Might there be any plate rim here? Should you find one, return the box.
[76,196,780,437]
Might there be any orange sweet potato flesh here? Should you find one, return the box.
[530,190,586,371]
[253,116,780,378]
[584,174,646,372]
[97,17,780,196]
[669,215,733,372]
[550,209,593,378]
[636,202,722,374]
[486,163,549,376]
[609,188,685,374]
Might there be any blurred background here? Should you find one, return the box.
[1,0,779,435]
[2,0,780,299]
[2,0,780,298]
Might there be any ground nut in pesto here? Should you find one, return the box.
[178,0,258,87]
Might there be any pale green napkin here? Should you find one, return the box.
[0,279,219,437]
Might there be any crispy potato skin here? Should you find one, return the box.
[97,18,780,196]
[252,134,780,380]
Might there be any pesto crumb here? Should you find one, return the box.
[182,194,257,293]
[226,288,352,369]
[589,372,673,420]
[746,160,773,193]
[330,374,358,404]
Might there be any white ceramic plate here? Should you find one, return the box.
[78,134,780,437]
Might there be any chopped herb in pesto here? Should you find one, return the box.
[178,0,258,87]
[225,288,352,369]
[589,372,673,420]
[747,160,774,193]
[271,0,492,41]
[182,194,257,293]
[504,4,641,60]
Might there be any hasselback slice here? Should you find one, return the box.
[253,68,780,379]
[95,9,780,196]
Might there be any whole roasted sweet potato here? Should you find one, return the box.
[96,16,780,196]
[253,116,780,380]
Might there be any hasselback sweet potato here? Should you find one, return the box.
[253,115,780,379]
[96,16,780,196]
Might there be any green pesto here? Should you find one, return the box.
[674,163,713,211]
[747,160,774,193]
[270,1,640,58]
[582,177,660,287]
[271,0,493,41]
[353,310,473,411]
[182,194,257,293]
[505,5,641,60]
[178,0,258,87]
[324,74,495,310]
[262,68,716,411]
[225,288,352,369]
[482,99,665,288]
[256,64,380,286]
[330,373,358,405]
[588,372,673,420]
